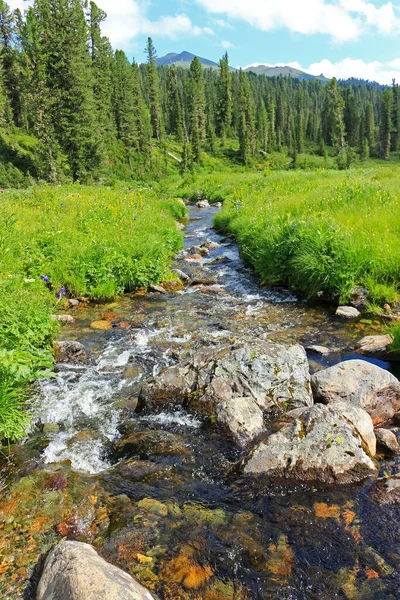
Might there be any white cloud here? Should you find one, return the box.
[306,57,400,83]
[195,0,400,42]
[221,40,234,49]
[242,57,400,84]
[6,0,214,47]
[214,18,234,29]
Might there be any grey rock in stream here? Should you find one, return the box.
[54,341,86,363]
[216,397,266,447]
[36,541,155,600]
[372,474,400,505]
[355,334,393,357]
[375,428,399,455]
[242,404,378,484]
[139,340,313,416]
[335,306,361,319]
[311,360,400,426]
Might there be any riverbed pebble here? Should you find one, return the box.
[336,306,361,319]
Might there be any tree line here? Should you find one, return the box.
[0,0,398,183]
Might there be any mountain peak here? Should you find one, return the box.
[156,51,220,69]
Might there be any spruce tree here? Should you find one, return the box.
[257,99,269,154]
[365,103,375,152]
[0,1,24,125]
[145,37,162,141]
[188,57,206,162]
[86,1,116,160]
[34,0,102,180]
[391,79,399,152]
[216,52,232,141]
[166,64,185,143]
[238,69,255,164]
[380,88,393,160]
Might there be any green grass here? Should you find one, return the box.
[201,164,400,306]
[0,183,185,443]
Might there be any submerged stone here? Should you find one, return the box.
[355,335,393,357]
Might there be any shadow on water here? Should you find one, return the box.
[1,205,400,599]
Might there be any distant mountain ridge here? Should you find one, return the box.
[156,51,328,81]
[244,64,329,83]
[156,51,220,70]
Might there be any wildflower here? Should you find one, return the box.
[134,217,137,221]
[61,287,66,295]
[41,275,49,282]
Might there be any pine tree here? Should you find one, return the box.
[0,1,24,125]
[20,6,59,180]
[238,69,255,165]
[295,90,305,153]
[34,0,102,180]
[86,1,116,160]
[216,51,232,141]
[380,88,393,160]
[145,37,162,140]
[257,99,269,154]
[391,79,399,152]
[365,103,375,152]
[166,64,185,143]
[188,57,206,162]
[325,78,346,154]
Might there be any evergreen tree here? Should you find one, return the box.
[365,103,375,152]
[188,57,206,162]
[216,51,232,141]
[380,87,393,160]
[166,64,185,143]
[295,90,305,153]
[257,99,269,153]
[391,79,399,152]
[86,1,116,159]
[238,69,255,164]
[0,1,24,125]
[34,0,102,180]
[325,78,346,154]
[145,37,162,140]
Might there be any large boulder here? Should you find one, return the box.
[36,541,155,600]
[216,397,265,448]
[139,341,313,416]
[311,360,400,426]
[241,404,377,484]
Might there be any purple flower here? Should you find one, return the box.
[41,275,49,282]
[56,293,61,299]
[60,287,66,295]
[134,217,137,221]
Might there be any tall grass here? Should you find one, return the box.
[208,166,400,305]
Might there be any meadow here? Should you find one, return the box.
[172,164,400,307]
[0,184,185,442]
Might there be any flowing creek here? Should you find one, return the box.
[1,206,400,599]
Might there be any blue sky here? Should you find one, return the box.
[9,0,400,83]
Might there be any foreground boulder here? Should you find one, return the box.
[37,541,155,600]
[216,397,265,447]
[242,404,377,484]
[311,360,400,426]
[139,340,313,416]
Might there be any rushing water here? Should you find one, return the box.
[2,206,400,599]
